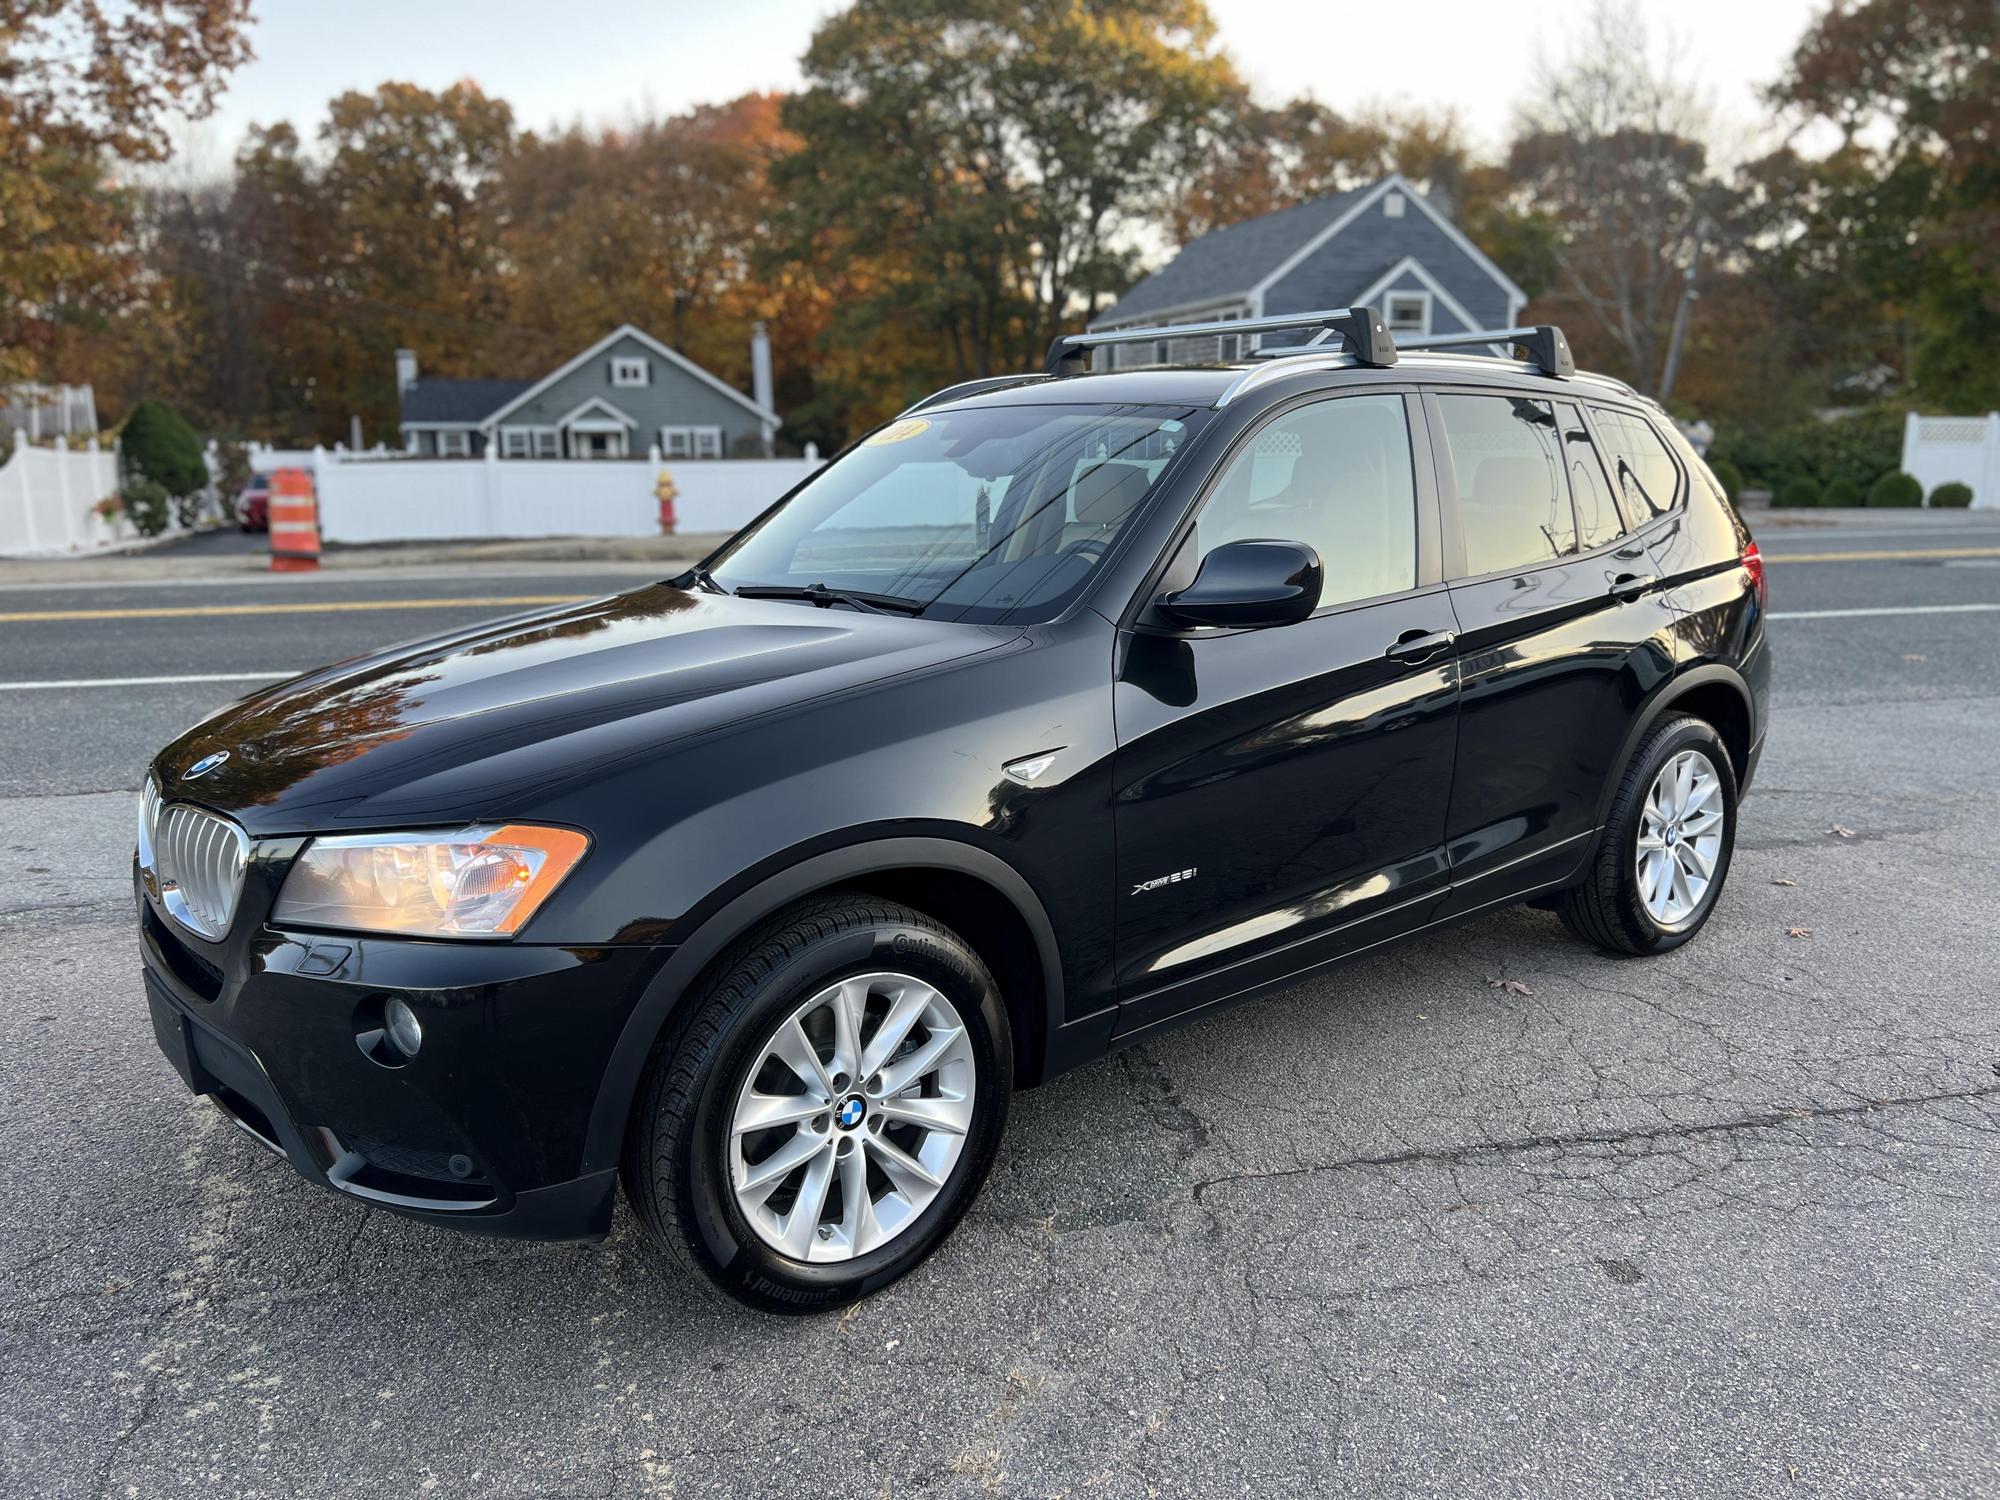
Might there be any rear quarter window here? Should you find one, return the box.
[1590,407,1683,524]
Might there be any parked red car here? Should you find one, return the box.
[237,473,272,532]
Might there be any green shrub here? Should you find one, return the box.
[1821,477,1863,509]
[1929,481,1974,509]
[119,479,171,537]
[1866,471,1923,508]
[120,399,207,499]
[1775,476,1822,509]
[1707,458,1743,501]
[1716,407,1905,497]
[212,439,251,523]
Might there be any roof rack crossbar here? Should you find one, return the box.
[1398,325,1575,379]
[1044,306,1396,375]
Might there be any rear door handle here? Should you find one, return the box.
[1608,572,1658,600]
[1385,628,1457,663]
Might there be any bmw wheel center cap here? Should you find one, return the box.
[837,1094,867,1130]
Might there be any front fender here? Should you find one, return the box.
[577,833,1068,1178]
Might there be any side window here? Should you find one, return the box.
[1192,394,1417,609]
[1559,404,1625,550]
[1434,394,1574,574]
[1591,407,1684,522]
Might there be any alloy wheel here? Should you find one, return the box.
[1635,748,1724,927]
[727,972,975,1263]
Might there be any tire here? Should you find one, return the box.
[621,891,1012,1313]
[1558,714,1738,956]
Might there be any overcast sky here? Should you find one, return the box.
[170,0,1827,175]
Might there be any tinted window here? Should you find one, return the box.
[1435,394,1574,574]
[1560,405,1624,550]
[1591,407,1683,522]
[1192,394,1417,608]
[711,405,1203,624]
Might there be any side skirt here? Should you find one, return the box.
[1040,827,1600,1075]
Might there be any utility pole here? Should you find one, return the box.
[1657,217,1710,404]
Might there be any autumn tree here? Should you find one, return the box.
[770,0,1239,427]
[1768,0,2000,409]
[1502,0,1734,395]
[501,94,793,394]
[0,0,253,388]
[1173,101,1470,241]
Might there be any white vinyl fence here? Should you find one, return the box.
[1902,412,1999,508]
[0,438,138,555]
[312,450,824,544]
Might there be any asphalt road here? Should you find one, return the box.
[2,515,1997,1498]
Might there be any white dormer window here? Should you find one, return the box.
[611,357,649,387]
[1385,291,1432,336]
[1383,191,1406,218]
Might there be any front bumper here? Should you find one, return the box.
[138,882,665,1241]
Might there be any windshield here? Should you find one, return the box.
[707,404,1208,623]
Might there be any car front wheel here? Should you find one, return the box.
[621,891,1011,1313]
[1559,714,1738,956]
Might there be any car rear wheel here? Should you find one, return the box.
[621,891,1011,1313]
[1558,714,1738,956]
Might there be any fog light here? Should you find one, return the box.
[383,997,423,1057]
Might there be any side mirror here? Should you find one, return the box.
[1157,538,1322,629]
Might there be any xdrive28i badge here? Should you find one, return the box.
[181,750,230,781]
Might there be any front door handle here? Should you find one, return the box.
[1385,628,1457,663]
[1608,572,1658,601]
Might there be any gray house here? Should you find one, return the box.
[397,324,781,459]
[1089,174,1525,364]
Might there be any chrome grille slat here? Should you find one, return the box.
[139,792,248,941]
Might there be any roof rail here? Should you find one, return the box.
[898,374,1050,417]
[1044,306,1396,376]
[1397,325,1574,379]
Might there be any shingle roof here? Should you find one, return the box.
[1093,185,1375,325]
[399,378,531,425]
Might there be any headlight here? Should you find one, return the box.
[272,824,589,939]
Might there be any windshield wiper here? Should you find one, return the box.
[734,582,925,615]
[674,564,729,595]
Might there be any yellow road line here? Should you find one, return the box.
[0,595,580,624]
[1764,546,2000,564]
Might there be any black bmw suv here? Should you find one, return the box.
[137,310,1768,1311]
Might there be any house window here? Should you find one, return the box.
[533,429,559,458]
[1385,291,1431,337]
[663,425,724,459]
[500,428,533,459]
[611,357,649,387]
[437,429,470,458]
[1215,309,1243,362]
[1384,191,1406,219]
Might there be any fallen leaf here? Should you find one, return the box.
[1786,926,1812,939]
[1828,824,1855,839]
[1771,877,1797,887]
[1902,653,1926,663]
[1486,977,1534,996]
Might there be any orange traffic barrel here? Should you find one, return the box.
[268,467,321,571]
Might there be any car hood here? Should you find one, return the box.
[157,584,1020,834]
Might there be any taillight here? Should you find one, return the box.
[1742,540,1767,608]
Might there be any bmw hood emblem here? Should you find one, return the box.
[182,750,231,781]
